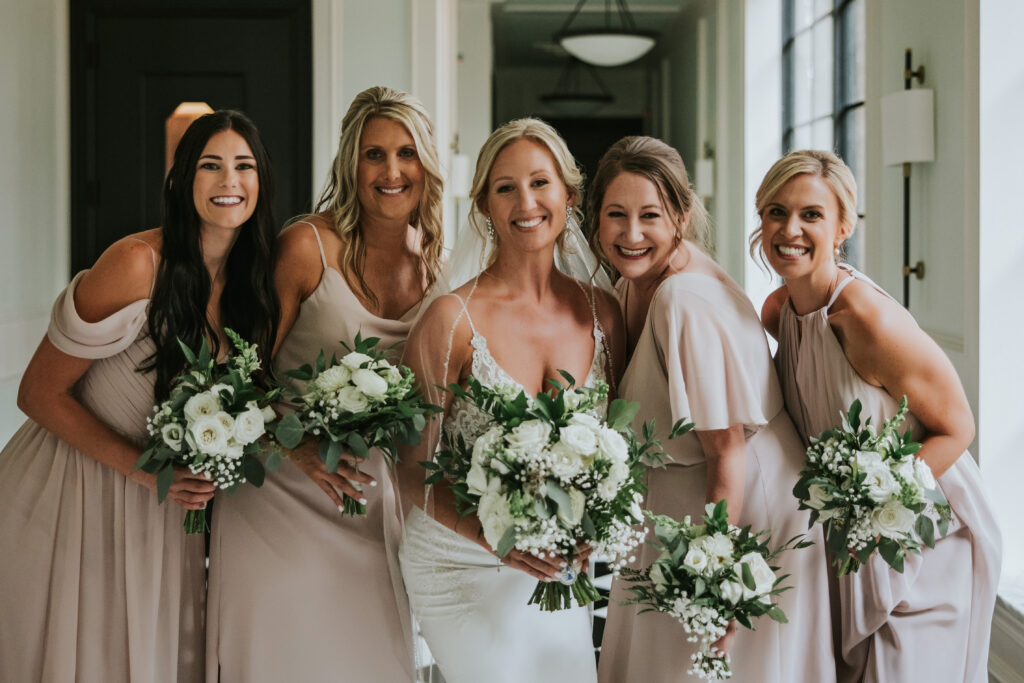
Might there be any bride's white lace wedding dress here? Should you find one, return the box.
[398,290,603,683]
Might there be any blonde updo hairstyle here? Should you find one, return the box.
[311,85,444,305]
[750,149,858,265]
[585,135,712,272]
[469,117,585,267]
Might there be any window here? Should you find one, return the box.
[782,0,865,267]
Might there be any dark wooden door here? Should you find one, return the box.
[70,0,311,274]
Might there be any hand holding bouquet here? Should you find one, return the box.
[137,329,298,533]
[425,372,690,611]
[792,396,952,575]
[281,332,440,515]
[622,501,803,680]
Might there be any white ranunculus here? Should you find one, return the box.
[383,365,403,387]
[315,365,351,393]
[855,450,884,470]
[161,423,184,451]
[189,414,230,455]
[233,402,266,444]
[209,383,234,398]
[596,477,618,501]
[683,545,710,575]
[466,461,489,495]
[862,462,900,504]
[806,483,833,510]
[506,419,551,455]
[478,491,515,550]
[871,500,916,539]
[702,532,735,565]
[472,425,504,466]
[556,487,587,527]
[738,551,776,598]
[261,405,277,423]
[183,391,221,422]
[549,440,585,480]
[720,579,745,605]
[597,427,629,464]
[563,390,583,411]
[340,351,374,370]
[352,368,389,399]
[559,423,598,457]
[914,457,937,490]
[335,386,369,413]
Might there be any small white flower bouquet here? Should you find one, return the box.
[425,372,690,611]
[137,330,300,533]
[281,332,441,515]
[792,396,952,575]
[622,501,804,680]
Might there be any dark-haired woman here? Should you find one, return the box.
[0,110,279,682]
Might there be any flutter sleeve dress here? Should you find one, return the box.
[0,269,207,682]
[775,266,1001,683]
[598,272,836,683]
[206,223,418,682]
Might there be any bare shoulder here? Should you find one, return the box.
[278,215,336,262]
[829,278,916,346]
[75,232,159,322]
[761,285,790,339]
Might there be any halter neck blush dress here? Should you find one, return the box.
[599,272,836,683]
[206,223,418,682]
[775,265,1001,683]
[0,264,206,682]
[398,288,603,683]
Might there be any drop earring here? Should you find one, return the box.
[486,216,495,240]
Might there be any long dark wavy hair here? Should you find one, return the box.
[144,110,280,400]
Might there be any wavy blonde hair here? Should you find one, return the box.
[750,149,858,265]
[311,85,444,305]
[585,135,712,273]
[469,117,584,267]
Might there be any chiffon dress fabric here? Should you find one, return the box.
[398,289,603,683]
[775,265,1001,683]
[0,265,207,682]
[206,223,418,682]
[599,272,836,683]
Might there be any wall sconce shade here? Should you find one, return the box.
[880,89,935,166]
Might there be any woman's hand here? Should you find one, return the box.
[289,440,377,509]
[711,619,739,655]
[498,542,594,582]
[130,466,216,510]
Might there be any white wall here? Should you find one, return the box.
[0,0,69,443]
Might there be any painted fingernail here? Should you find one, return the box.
[359,498,368,505]
[370,480,377,487]
[338,505,345,513]
[559,562,567,568]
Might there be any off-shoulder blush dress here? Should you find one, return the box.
[206,223,418,682]
[775,266,1001,683]
[599,272,836,683]
[0,270,206,682]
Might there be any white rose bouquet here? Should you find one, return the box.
[792,396,952,575]
[136,329,301,533]
[621,501,804,680]
[425,371,691,611]
[282,332,441,515]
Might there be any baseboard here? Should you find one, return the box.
[990,597,1024,682]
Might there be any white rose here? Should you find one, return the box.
[596,477,618,501]
[862,462,900,504]
[340,351,374,369]
[183,391,221,422]
[597,427,629,464]
[738,551,776,598]
[855,450,884,470]
[261,405,277,423]
[702,533,735,569]
[477,491,515,550]
[216,411,235,434]
[871,500,916,539]
[606,460,630,488]
[383,365,403,387]
[223,440,245,460]
[806,483,833,510]
[466,461,489,495]
[209,382,234,398]
[314,365,351,392]
[233,402,266,444]
[161,423,184,452]
[506,420,551,455]
[720,579,744,605]
[549,441,585,480]
[472,425,504,466]
[563,390,583,411]
[559,423,598,457]
[352,368,389,399]
[913,458,937,490]
[568,413,602,431]
[335,386,369,413]
[189,414,230,455]
[683,546,710,575]
[556,487,587,527]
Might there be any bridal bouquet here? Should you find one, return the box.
[425,372,690,611]
[622,501,802,680]
[792,396,952,575]
[137,330,300,533]
[282,332,440,515]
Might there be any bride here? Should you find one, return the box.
[396,118,624,683]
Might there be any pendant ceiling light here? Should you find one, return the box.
[555,0,657,68]
[539,57,614,117]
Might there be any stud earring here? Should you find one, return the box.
[486,216,495,240]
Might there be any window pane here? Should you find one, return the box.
[793,0,815,34]
[814,0,833,20]
[792,123,812,150]
[838,0,865,105]
[792,33,812,125]
[812,117,833,150]
[840,104,866,210]
[812,16,834,118]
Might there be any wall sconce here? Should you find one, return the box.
[880,48,934,308]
